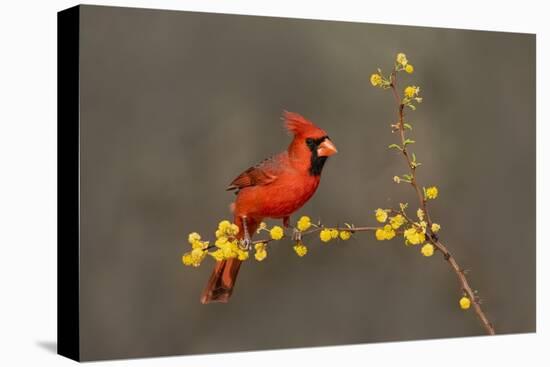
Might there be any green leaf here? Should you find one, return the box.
[403,123,413,130]
[407,104,416,111]
[404,139,415,146]
[412,153,417,162]
[403,174,413,181]
[388,143,403,151]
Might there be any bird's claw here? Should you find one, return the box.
[240,237,252,251]
[291,228,301,242]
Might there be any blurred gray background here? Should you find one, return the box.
[78,5,535,361]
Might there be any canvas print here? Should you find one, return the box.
[58,4,536,361]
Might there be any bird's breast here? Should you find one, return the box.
[234,173,321,219]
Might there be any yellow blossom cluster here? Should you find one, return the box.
[297,216,312,231]
[210,220,249,262]
[339,230,352,240]
[372,206,437,251]
[254,243,267,261]
[371,52,415,89]
[404,86,420,99]
[319,228,339,243]
[396,52,414,73]
[215,220,239,238]
[404,223,426,245]
[374,210,404,241]
[375,208,388,223]
[421,243,435,257]
[184,217,358,268]
[293,242,308,257]
[270,225,284,240]
[425,186,439,200]
[389,214,406,229]
[375,225,396,240]
[370,73,383,87]
[182,232,209,267]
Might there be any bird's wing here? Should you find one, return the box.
[226,152,287,191]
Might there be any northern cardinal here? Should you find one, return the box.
[200,111,337,304]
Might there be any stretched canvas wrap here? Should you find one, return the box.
[58,4,536,362]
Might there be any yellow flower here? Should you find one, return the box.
[330,229,339,239]
[417,208,424,221]
[209,249,225,261]
[421,243,434,257]
[270,225,284,240]
[222,244,236,259]
[426,186,439,200]
[375,208,388,223]
[431,223,441,233]
[218,220,231,231]
[404,86,420,98]
[297,216,312,231]
[320,229,332,242]
[293,242,308,257]
[396,52,408,66]
[405,64,414,73]
[370,73,382,86]
[383,224,396,240]
[376,225,395,240]
[254,243,267,261]
[404,226,425,245]
[215,236,228,248]
[393,176,401,184]
[182,253,194,266]
[339,230,352,240]
[182,248,207,267]
[459,296,471,310]
[191,240,208,250]
[228,223,239,236]
[389,214,406,229]
[217,220,239,237]
[188,232,201,245]
[237,249,249,261]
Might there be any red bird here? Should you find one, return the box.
[200,111,337,304]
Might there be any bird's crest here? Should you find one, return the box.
[283,111,326,137]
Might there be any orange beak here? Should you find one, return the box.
[317,139,338,157]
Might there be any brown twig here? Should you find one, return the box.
[251,225,378,245]
[389,71,495,335]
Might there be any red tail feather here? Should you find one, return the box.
[200,217,260,304]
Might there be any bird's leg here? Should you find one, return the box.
[283,216,290,228]
[241,216,251,250]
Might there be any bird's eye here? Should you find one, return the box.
[305,138,314,147]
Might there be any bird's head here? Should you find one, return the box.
[284,111,337,176]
